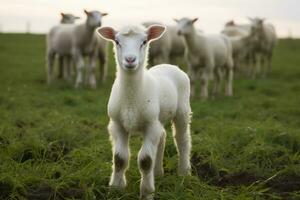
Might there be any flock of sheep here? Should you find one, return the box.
[46,10,277,200]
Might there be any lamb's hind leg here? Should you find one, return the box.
[139,121,163,200]
[173,108,191,175]
[47,50,55,85]
[154,129,166,176]
[213,67,222,97]
[73,50,84,88]
[108,120,130,189]
[225,64,234,97]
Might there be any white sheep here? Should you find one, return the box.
[97,24,192,200]
[60,13,80,24]
[46,10,107,87]
[228,27,258,74]
[249,17,277,78]
[222,20,250,37]
[175,17,234,98]
[143,22,186,66]
[57,13,80,80]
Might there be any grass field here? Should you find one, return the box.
[0,33,300,200]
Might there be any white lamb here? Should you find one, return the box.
[222,20,250,37]
[97,24,192,200]
[60,13,80,24]
[175,17,234,98]
[228,27,259,74]
[249,17,277,78]
[46,10,107,87]
[57,13,81,80]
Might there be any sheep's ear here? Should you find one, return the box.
[173,18,179,23]
[192,18,198,23]
[60,12,65,17]
[147,25,166,41]
[84,9,89,15]
[102,12,108,17]
[97,27,115,41]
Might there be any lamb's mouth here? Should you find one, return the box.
[124,64,137,70]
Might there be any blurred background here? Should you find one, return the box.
[1,0,300,37]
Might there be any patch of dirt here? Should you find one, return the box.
[213,171,261,187]
[26,183,85,200]
[266,174,300,194]
[27,184,55,200]
[191,153,218,180]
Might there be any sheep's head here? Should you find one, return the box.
[174,17,198,36]
[97,25,165,71]
[84,10,108,28]
[60,13,80,24]
[248,17,265,42]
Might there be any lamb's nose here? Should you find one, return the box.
[125,56,136,64]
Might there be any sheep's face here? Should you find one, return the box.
[249,17,265,35]
[60,13,80,24]
[97,25,166,72]
[175,17,198,36]
[84,10,108,28]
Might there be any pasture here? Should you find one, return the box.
[0,33,300,199]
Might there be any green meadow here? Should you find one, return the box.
[0,33,299,199]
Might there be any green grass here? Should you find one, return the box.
[0,33,300,200]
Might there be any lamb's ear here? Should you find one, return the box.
[84,9,89,15]
[101,12,108,17]
[192,18,198,23]
[60,12,65,17]
[147,25,166,41]
[173,18,179,23]
[75,16,81,20]
[97,27,115,41]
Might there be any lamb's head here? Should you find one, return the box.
[174,17,198,36]
[97,25,165,72]
[248,17,265,41]
[248,17,265,33]
[84,10,108,28]
[60,13,80,24]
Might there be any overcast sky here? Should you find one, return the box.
[0,0,299,37]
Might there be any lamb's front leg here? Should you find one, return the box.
[72,49,84,88]
[87,55,97,88]
[108,120,130,189]
[139,121,163,200]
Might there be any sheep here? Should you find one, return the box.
[175,17,234,98]
[60,13,80,24]
[222,20,250,37]
[228,26,259,74]
[249,17,277,78]
[142,22,185,66]
[46,10,107,87]
[57,13,80,80]
[97,24,192,200]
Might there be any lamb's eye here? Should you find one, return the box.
[115,40,121,46]
[141,40,147,46]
